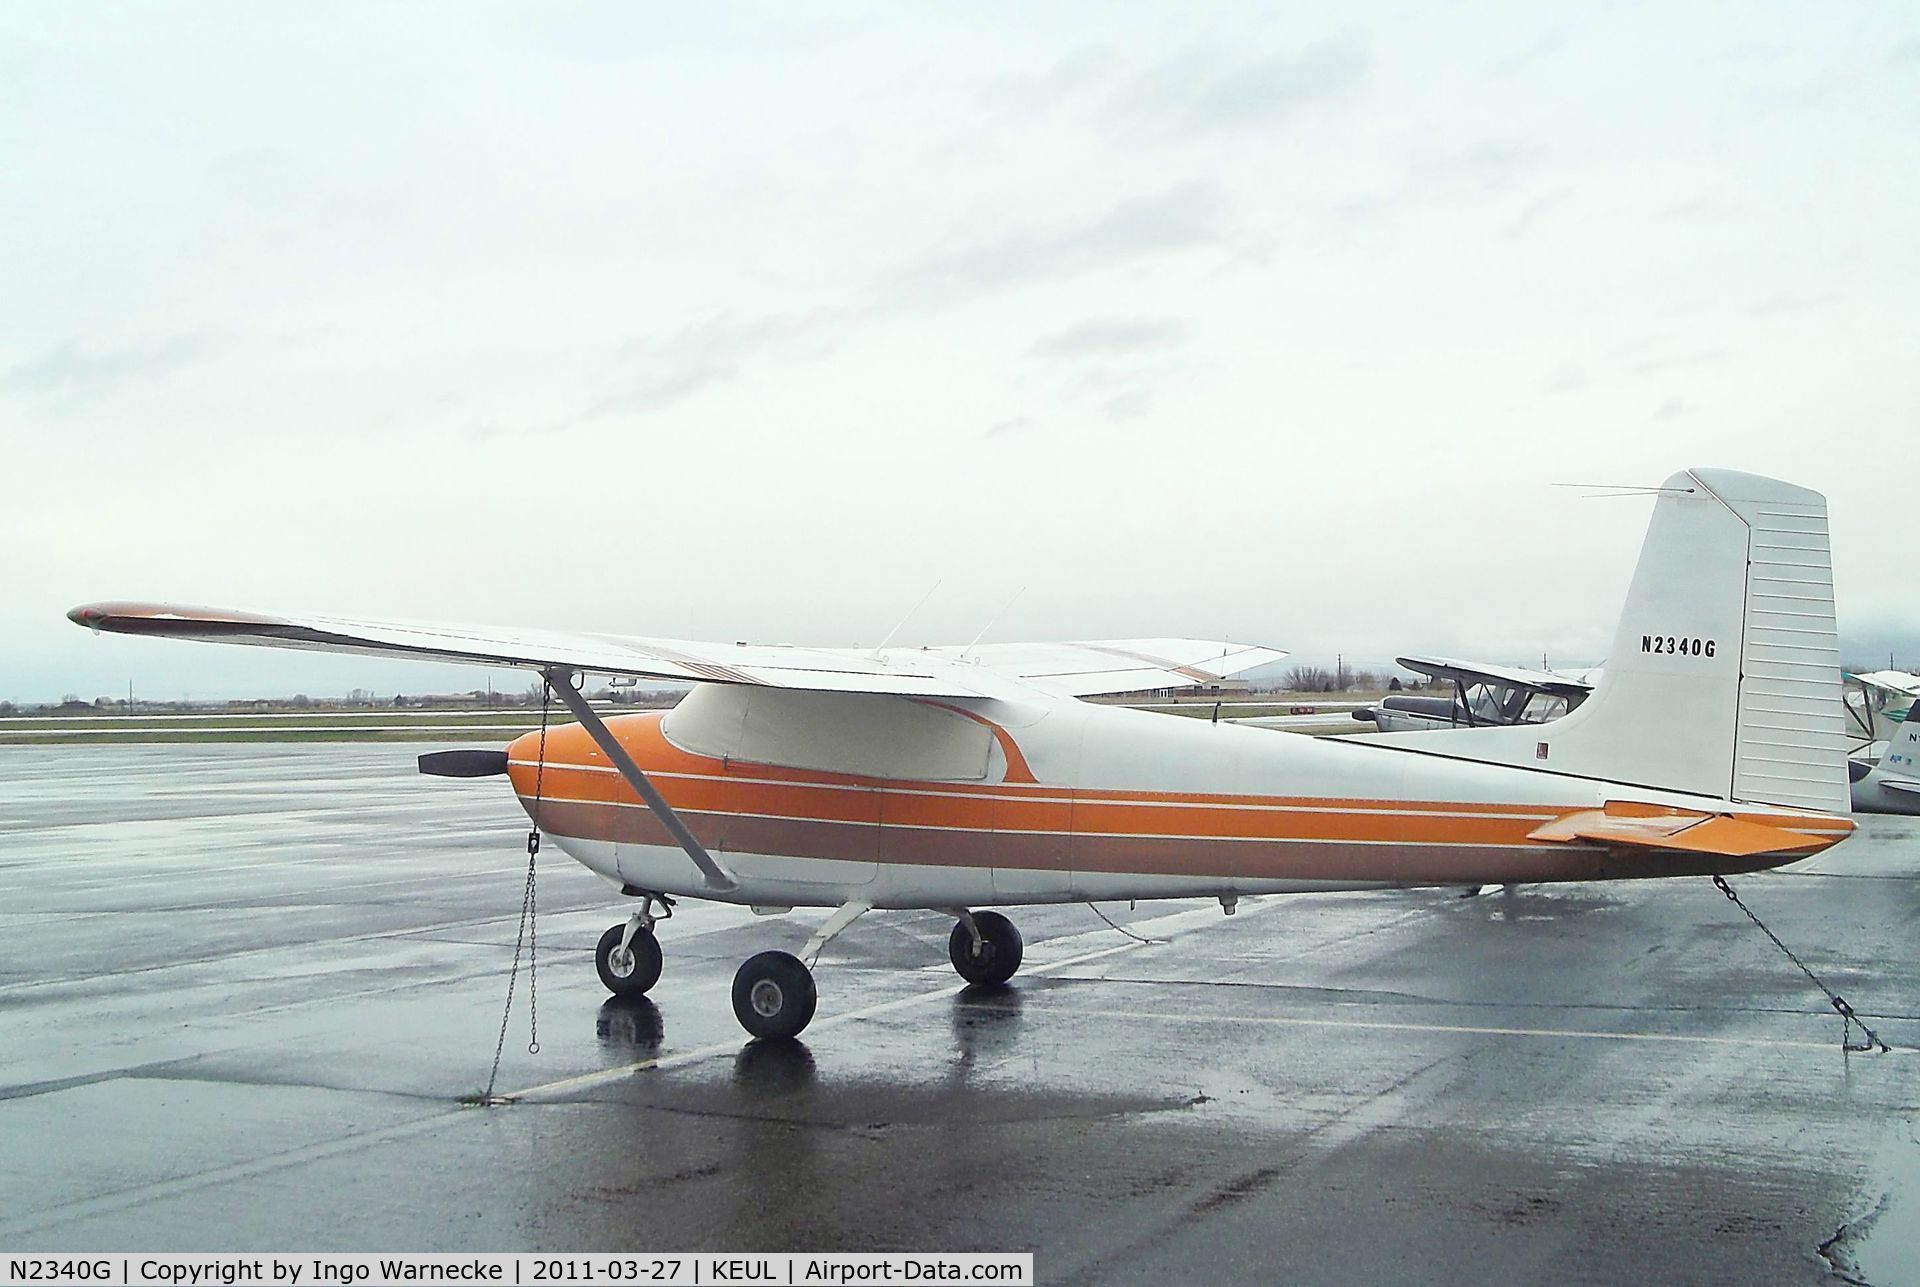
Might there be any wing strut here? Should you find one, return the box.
[544,667,738,893]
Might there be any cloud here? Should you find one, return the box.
[1411,141,1548,193]
[1027,317,1189,359]
[1,334,217,408]
[205,148,306,213]
[1103,28,1372,140]
[1486,28,1565,78]
[1748,291,1840,318]
[1101,390,1153,422]
[980,47,1117,112]
[1501,187,1572,240]
[880,182,1227,307]
[577,314,808,422]
[977,415,1034,443]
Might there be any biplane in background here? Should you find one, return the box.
[70,468,1855,1041]
[1352,656,1595,733]
[1844,668,1920,753]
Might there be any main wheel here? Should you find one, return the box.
[949,911,1023,986]
[731,950,818,1040]
[596,923,662,997]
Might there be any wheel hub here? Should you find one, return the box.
[608,947,634,978]
[749,979,785,1017]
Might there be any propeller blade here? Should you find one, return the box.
[418,749,509,778]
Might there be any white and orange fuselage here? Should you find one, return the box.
[507,687,1853,911]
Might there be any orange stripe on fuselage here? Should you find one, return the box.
[503,712,1850,853]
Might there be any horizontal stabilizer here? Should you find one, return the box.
[1881,777,1920,797]
[1528,801,1831,857]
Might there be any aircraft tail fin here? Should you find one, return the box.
[1383,469,1850,812]
[1878,701,1920,776]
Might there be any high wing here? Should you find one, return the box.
[1396,653,1594,698]
[67,602,1283,700]
[922,639,1287,698]
[1849,669,1920,700]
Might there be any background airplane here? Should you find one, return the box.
[1351,656,1595,733]
[1850,700,1920,815]
[1844,668,1920,753]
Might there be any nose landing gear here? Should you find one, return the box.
[595,923,662,997]
[594,894,670,998]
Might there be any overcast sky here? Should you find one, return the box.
[4,3,1917,702]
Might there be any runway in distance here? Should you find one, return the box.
[69,468,1855,1040]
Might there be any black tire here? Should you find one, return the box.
[595,923,662,997]
[731,950,818,1040]
[948,911,1023,986]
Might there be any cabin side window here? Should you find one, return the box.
[1519,692,1569,724]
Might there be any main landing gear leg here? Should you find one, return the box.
[731,900,870,1041]
[947,909,1023,986]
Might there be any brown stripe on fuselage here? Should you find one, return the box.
[524,799,1788,883]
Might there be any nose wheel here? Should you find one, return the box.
[731,950,818,1040]
[595,922,662,997]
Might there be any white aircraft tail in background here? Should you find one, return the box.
[1853,700,1920,815]
[1355,468,1851,815]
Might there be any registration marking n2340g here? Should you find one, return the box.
[1643,635,1715,657]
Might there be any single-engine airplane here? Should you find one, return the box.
[1352,656,1594,733]
[69,468,1855,1040]
[1844,669,1920,753]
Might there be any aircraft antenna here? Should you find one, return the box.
[1552,482,1697,499]
[870,580,943,660]
[959,585,1026,661]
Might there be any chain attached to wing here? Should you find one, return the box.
[473,682,553,1106]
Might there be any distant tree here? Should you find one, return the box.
[0,701,15,715]
[291,693,312,709]
[1388,676,1402,692]
[1284,665,1333,693]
